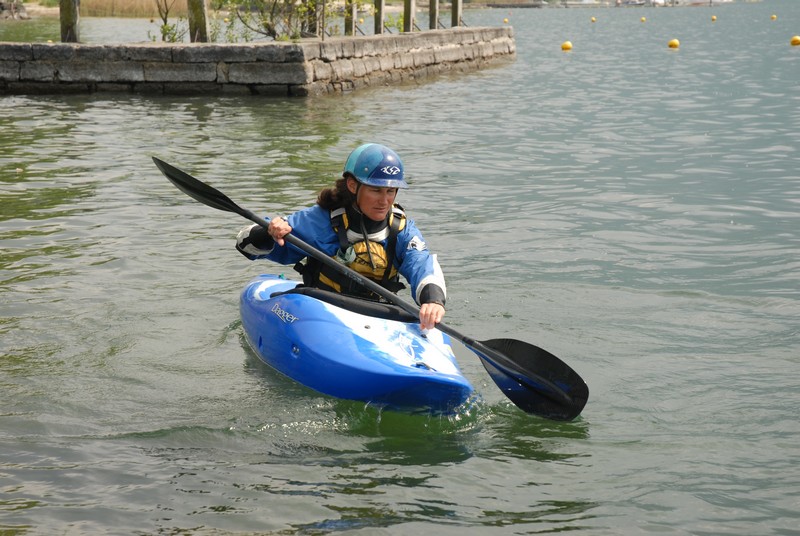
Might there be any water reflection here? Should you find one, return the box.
[1,182,95,222]
[478,404,590,462]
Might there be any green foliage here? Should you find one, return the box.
[209,10,254,42]
[210,0,368,41]
[29,0,378,43]
[148,20,188,42]
[385,12,403,33]
[149,0,188,42]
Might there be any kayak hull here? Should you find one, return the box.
[240,274,474,413]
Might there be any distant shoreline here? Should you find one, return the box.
[17,0,757,21]
[20,2,59,17]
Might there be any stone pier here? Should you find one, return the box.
[0,26,515,96]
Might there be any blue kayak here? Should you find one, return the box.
[239,274,474,413]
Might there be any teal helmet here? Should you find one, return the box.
[343,143,408,189]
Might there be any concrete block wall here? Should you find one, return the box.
[0,27,515,96]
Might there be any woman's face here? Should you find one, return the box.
[348,178,398,221]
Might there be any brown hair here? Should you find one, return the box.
[317,175,356,210]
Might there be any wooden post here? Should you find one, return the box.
[59,0,80,42]
[321,0,326,40]
[187,0,209,42]
[451,0,461,27]
[429,0,438,30]
[374,0,384,34]
[403,0,415,32]
[344,0,356,36]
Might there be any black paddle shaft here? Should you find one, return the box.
[153,157,589,421]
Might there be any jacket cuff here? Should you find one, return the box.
[236,225,274,259]
[419,284,446,307]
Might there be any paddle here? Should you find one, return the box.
[153,157,589,421]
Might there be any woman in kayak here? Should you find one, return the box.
[235,143,446,330]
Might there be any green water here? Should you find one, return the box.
[2,1,799,533]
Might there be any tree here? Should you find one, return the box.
[221,0,343,41]
[152,0,187,42]
[59,0,80,42]
[188,0,210,42]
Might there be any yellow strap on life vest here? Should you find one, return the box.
[348,241,399,281]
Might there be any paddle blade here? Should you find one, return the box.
[153,157,244,216]
[472,338,589,421]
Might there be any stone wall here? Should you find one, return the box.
[0,27,515,96]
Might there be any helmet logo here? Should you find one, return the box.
[381,166,402,176]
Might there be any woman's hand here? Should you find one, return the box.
[418,302,445,331]
[268,217,292,246]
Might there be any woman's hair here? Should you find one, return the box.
[317,175,355,210]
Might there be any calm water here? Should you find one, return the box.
[2,1,799,534]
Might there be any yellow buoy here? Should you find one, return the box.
[641,16,646,23]
[791,35,800,47]
[359,17,364,24]
[561,40,573,52]
[711,15,716,22]
[503,18,509,23]
[771,14,777,21]
[668,38,680,49]
[591,16,596,23]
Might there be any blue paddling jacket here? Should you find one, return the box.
[236,203,446,307]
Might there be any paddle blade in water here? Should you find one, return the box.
[472,338,589,421]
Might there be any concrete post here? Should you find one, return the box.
[429,0,438,30]
[451,0,462,27]
[59,0,80,42]
[374,0,384,34]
